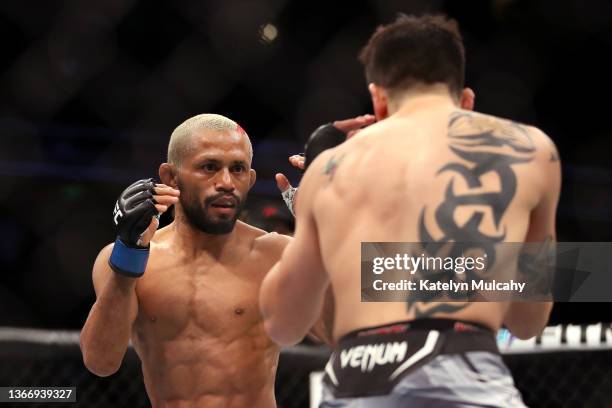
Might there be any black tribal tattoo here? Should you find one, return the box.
[408,112,536,317]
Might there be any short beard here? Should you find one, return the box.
[179,190,244,235]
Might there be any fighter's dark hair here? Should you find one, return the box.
[359,14,465,98]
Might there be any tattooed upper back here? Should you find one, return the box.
[315,109,543,244]
[304,105,558,337]
[420,111,537,249]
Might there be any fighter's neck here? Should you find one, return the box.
[388,86,458,117]
[171,217,239,257]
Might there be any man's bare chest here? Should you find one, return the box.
[135,261,266,339]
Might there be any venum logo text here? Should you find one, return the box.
[340,342,407,372]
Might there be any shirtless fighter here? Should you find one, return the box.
[261,15,560,407]
[81,114,305,407]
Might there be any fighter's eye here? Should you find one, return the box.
[231,164,245,173]
[202,163,218,172]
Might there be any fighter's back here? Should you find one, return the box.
[309,104,557,339]
[260,15,560,407]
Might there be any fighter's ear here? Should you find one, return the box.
[460,87,476,111]
[368,83,388,121]
[248,168,257,189]
[159,162,177,188]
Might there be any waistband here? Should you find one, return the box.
[324,319,500,398]
[341,318,495,341]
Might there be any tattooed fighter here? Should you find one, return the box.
[260,15,560,407]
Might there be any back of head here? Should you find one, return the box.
[359,14,465,100]
[168,113,251,166]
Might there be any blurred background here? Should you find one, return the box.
[0,0,610,330]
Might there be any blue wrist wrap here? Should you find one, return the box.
[109,238,149,277]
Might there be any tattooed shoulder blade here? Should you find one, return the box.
[408,112,536,318]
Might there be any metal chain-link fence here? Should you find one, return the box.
[510,349,612,408]
[1,328,612,407]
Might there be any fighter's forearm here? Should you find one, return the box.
[503,301,553,340]
[306,287,336,346]
[260,262,298,345]
[80,274,137,377]
[260,262,327,347]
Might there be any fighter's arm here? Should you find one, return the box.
[261,152,331,347]
[80,181,178,376]
[257,231,335,346]
[80,244,139,376]
[306,287,336,346]
[503,129,561,339]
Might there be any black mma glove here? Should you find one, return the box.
[109,178,158,277]
[282,124,347,216]
[304,123,346,170]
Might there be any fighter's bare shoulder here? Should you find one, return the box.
[498,113,559,165]
[301,120,386,191]
[253,231,292,260]
[239,221,291,259]
[523,124,560,164]
[452,109,559,164]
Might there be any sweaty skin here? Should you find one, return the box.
[261,92,561,345]
[82,126,295,408]
[103,224,287,407]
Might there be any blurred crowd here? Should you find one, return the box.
[1,0,611,328]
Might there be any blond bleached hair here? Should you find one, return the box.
[167,113,253,166]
